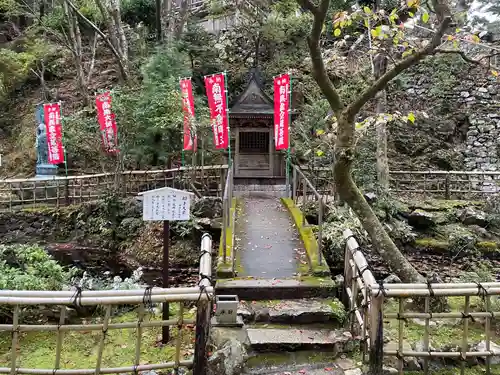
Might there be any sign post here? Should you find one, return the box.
[138,186,194,344]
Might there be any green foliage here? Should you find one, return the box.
[121,0,156,29]
[0,244,72,291]
[0,49,34,101]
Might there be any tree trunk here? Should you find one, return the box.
[108,0,128,64]
[333,117,424,283]
[63,1,89,105]
[374,52,389,191]
[67,0,128,80]
[94,0,120,52]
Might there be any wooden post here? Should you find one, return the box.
[162,220,170,344]
[193,234,212,375]
[369,294,384,375]
[444,173,450,200]
[65,179,70,205]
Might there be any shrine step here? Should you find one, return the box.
[237,298,346,326]
[215,277,338,301]
[246,327,357,352]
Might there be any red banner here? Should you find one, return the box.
[180,78,197,151]
[96,92,119,154]
[43,103,65,164]
[273,74,290,150]
[204,73,229,149]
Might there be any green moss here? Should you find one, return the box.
[245,350,335,368]
[327,299,347,324]
[477,241,499,250]
[414,238,449,251]
[216,198,238,278]
[281,198,329,276]
[0,308,194,370]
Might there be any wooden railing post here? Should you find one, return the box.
[444,173,450,200]
[292,166,297,202]
[193,234,213,375]
[369,294,384,375]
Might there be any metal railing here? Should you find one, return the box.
[0,165,228,211]
[343,229,500,375]
[291,165,334,266]
[221,164,235,273]
[0,234,214,375]
[389,170,500,199]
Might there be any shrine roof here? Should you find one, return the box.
[229,67,274,116]
[229,67,299,122]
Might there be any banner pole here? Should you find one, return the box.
[59,101,69,177]
[286,75,292,198]
[223,71,231,167]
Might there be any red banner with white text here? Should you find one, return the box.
[273,74,290,150]
[204,73,229,149]
[180,78,197,151]
[43,103,65,164]
[96,92,119,154]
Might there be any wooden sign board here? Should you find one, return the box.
[139,187,194,221]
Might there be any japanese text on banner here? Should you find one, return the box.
[204,73,229,149]
[180,79,197,151]
[43,103,65,164]
[273,74,290,150]
[96,92,119,154]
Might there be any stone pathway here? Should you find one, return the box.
[235,196,305,278]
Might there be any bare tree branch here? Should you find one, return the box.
[298,0,344,117]
[64,0,128,81]
[345,16,452,121]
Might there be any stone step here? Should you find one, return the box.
[238,298,346,325]
[246,327,358,353]
[244,351,361,375]
[215,277,339,301]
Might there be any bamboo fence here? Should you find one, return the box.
[343,229,500,375]
[0,234,214,375]
[390,170,500,199]
[0,165,227,211]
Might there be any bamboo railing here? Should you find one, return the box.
[0,234,214,375]
[389,170,500,199]
[343,229,500,375]
[0,165,228,211]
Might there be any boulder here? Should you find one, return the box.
[383,274,402,284]
[192,197,223,219]
[475,340,500,364]
[459,207,488,227]
[384,340,420,371]
[407,209,437,229]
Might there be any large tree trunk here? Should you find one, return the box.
[297,0,453,283]
[334,117,424,283]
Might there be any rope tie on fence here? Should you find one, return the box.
[475,282,488,299]
[142,286,154,312]
[395,350,404,360]
[358,264,372,278]
[132,364,138,374]
[71,286,83,310]
[199,250,211,261]
[197,275,213,305]
[396,312,408,323]
[426,279,435,297]
[461,312,475,323]
[375,280,388,298]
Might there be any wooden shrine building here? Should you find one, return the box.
[229,68,296,185]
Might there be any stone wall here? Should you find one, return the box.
[386,55,500,175]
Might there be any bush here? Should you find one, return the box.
[0,244,74,291]
[0,244,75,322]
